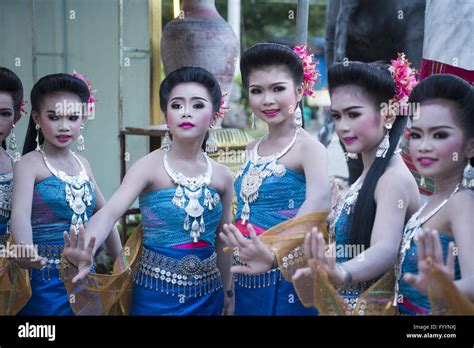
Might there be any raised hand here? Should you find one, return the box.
[219,223,274,275]
[304,227,345,286]
[63,224,96,283]
[403,228,456,295]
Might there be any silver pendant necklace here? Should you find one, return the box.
[328,176,364,242]
[38,148,93,234]
[393,183,460,305]
[236,129,300,224]
[163,152,220,242]
[0,149,14,218]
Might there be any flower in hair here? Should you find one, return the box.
[388,53,419,111]
[293,45,321,97]
[20,99,27,115]
[72,71,97,114]
[215,92,230,119]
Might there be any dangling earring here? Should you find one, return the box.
[419,176,426,188]
[461,160,474,189]
[35,124,41,151]
[162,127,172,151]
[294,106,303,128]
[344,152,358,161]
[206,127,218,154]
[251,112,256,130]
[77,124,85,152]
[8,124,17,151]
[376,123,392,158]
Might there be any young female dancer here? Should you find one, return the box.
[10,73,121,315]
[0,67,24,246]
[220,43,332,315]
[62,66,234,315]
[397,74,474,314]
[292,57,420,314]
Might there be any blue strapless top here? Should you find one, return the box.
[0,172,12,227]
[333,208,355,263]
[399,232,461,311]
[139,186,223,248]
[235,161,306,230]
[31,176,96,244]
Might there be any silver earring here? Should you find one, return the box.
[294,106,303,128]
[376,123,392,158]
[77,124,85,152]
[251,112,256,130]
[8,124,17,151]
[205,127,218,153]
[162,129,172,151]
[344,152,358,161]
[461,160,474,189]
[35,124,41,151]
[420,176,426,187]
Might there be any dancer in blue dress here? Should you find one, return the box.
[62,66,234,315]
[396,74,474,314]
[10,73,121,315]
[0,67,24,247]
[220,43,332,315]
[292,56,420,314]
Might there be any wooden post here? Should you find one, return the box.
[150,0,163,151]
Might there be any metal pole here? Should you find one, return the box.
[296,0,310,46]
[118,0,124,131]
[296,0,310,127]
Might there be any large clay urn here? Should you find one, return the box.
[161,0,240,127]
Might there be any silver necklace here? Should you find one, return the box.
[38,148,93,233]
[0,149,14,218]
[163,152,220,242]
[393,183,460,305]
[236,128,300,224]
[327,176,364,242]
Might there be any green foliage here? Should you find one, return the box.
[162,1,326,49]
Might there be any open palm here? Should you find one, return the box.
[403,228,455,295]
[63,224,96,283]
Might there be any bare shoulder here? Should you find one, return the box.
[376,164,417,200]
[135,149,163,171]
[296,129,326,154]
[210,158,233,194]
[14,151,42,172]
[447,189,474,212]
[211,159,233,181]
[245,138,260,152]
[76,154,93,177]
[123,149,164,185]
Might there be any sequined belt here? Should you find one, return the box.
[0,232,7,246]
[336,279,376,315]
[232,254,282,289]
[35,244,64,281]
[134,247,222,297]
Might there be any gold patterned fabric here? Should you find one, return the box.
[259,211,330,282]
[428,268,474,315]
[61,225,142,315]
[294,265,396,315]
[0,235,32,315]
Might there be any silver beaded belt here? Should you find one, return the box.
[0,232,7,246]
[36,244,63,281]
[134,247,222,298]
[232,254,282,289]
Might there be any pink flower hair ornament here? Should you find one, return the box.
[388,53,419,112]
[215,92,230,119]
[20,99,28,116]
[293,45,321,97]
[72,71,97,115]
